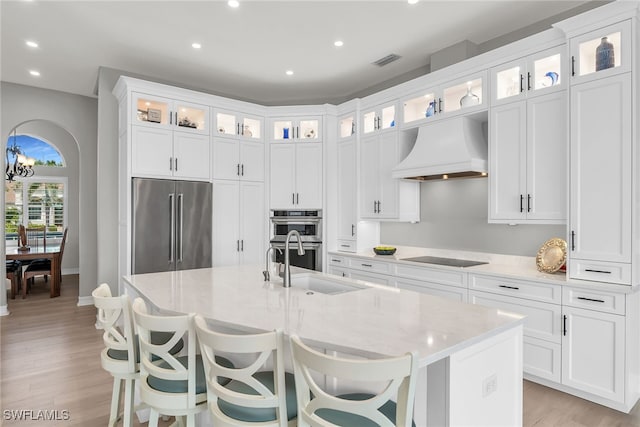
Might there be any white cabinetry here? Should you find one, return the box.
[336,134,357,246]
[561,287,625,403]
[212,110,264,182]
[361,101,396,134]
[360,131,419,221]
[212,180,264,266]
[272,116,321,142]
[270,143,322,209]
[402,72,486,127]
[489,90,566,223]
[568,73,632,284]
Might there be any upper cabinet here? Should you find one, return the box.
[491,46,565,106]
[569,20,631,85]
[133,93,209,135]
[271,116,322,142]
[338,114,356,140]
[402,72,486,127]
[214,109,263,141]
[362,101,396,134]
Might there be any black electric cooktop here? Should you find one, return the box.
[401,256,488,268]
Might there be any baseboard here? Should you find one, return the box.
[62,267,79,275]
[0,305,9,316]
[77,296,94,307]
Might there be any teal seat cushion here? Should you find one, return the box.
[106,331,184,362]
[147,355,234,394]
[217,371,297,422]
[314,392,416,427]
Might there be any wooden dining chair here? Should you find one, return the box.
[5,260,22,299]
[24,227,67,294]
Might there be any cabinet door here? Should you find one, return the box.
[132,93,172,129]
[337,139,357,241]
[377,131,399,219]
[269,144,296,209]
[298,118,321,142]
[569,74,631,263]
[360,135,379,218]
[441,74,484,116]
[174,101,209,134]
[492,58,527,105]
[295,143,323,209]
[339,115,356,139]
[131,126,173,178]
[527,46,564,97]
[489,101,527,222]
[212,136,240,180]
[172,132,210,181]
[239,140,265,182]
[526,91,566,222]
[561,306,625,402]
[212,180,240,266]
[239,181,265,265]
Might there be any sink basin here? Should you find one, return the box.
[289,274,365,295]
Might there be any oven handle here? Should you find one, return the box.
[271,242,322,249]
[271,218,322,224]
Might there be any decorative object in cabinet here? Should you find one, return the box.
[133,94,209,134]
[215,111,262,140]
[595,36,615,71]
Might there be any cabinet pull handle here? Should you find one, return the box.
[237,123,240,135]
[292,193,295,205]
[571,230,576,251]
[577,296,605,303]
[377,201,381,213]
[520,74,524,93]
[237,164,240,176]
[527,194,531,213]
[520,194,524,213]
[174,158,178,171]
[571,56,576,77]
[352,224,355,236]
[373,200,377,213]
[296,193,299,204]
[169,157,173,171]
[241,164,244,176]
[362,263,373,268]
[563,315,567,336]
[340,244,350,248]
[237,240,240,252]
[170,111,173,125]
[584,269,612,274]
[241,239,244,251]
[527,72,532,91]
[438,98,443,113]
[332,259,342,263]
[499,285,520,290]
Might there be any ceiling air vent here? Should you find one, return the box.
[372,53,401,67]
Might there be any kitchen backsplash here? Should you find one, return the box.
[380,178,566,257]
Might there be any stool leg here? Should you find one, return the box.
[148,409,160,427]
[108,378,122,427]
[123,378,135,427]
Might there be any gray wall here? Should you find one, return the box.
[1,82,98,305]
[380,178,566,256]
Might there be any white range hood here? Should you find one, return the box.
[392,116,488,181]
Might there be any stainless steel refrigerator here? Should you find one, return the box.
[132,178,212,274]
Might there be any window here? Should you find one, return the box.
[5,178,67,245]
[6,134,64,167]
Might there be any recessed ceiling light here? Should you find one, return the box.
[285,70,294,76]
[334,40,344,47]
[26,40,38,48]
[29,70,40,77]
[228,0,240,8]
[408,0,419,4]
[192,42,202,49]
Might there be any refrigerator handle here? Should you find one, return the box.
[169,193,175,263]
[178,193,184,262]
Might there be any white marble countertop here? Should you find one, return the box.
[124,265,524,367]
[330,245,638,294]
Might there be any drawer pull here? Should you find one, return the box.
[577,296,605,304]
[331,259,342,263]
[584,269,612,274]
[499,285,520,290]
[563,315,567,336]
[361,263,373,267]
[340,244,350,248]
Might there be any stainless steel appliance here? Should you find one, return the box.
[132,178,212,274]
[401,255,487,268]
[270,210,322,271]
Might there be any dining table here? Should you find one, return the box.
[6,244,62,298]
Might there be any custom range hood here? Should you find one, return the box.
[392,116,487,181]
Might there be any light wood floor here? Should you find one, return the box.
[1,275,639,426]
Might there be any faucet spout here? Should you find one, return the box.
[283,230,305,288]
[263,246,282,281]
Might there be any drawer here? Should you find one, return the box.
[396,264,467,288]
[397,277,467,302]
[470,290,562,343]
[563,286,625,315]
[336,240,356,253]
[349,271,394,287]
[469,274,561,304]
[523,336,561,383]
[328,255,347,267]
[569,260,631,285]
[327,266,349,279]
[348,258,391,275]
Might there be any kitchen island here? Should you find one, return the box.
[124,265,525,426]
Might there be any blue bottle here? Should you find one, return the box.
[283,127,289,139]
[426,101,435,117]
[595,37,615,71]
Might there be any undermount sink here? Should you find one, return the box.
[289,273,365,295]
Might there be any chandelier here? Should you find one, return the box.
[5,129,35,182]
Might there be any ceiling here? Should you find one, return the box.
[1,1,605,106]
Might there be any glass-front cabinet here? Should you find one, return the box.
[132,93,209,135]
[569,20,631,84]
[272,117,321,142]
[339,114,356,139]
[402,72,486,127]
[362,102,396,134]
[492,46,564,105]
[214,110,262,140]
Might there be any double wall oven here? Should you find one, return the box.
[270,210,322,271]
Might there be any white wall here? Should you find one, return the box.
[380,178,566,256]
[1,82,98,308]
